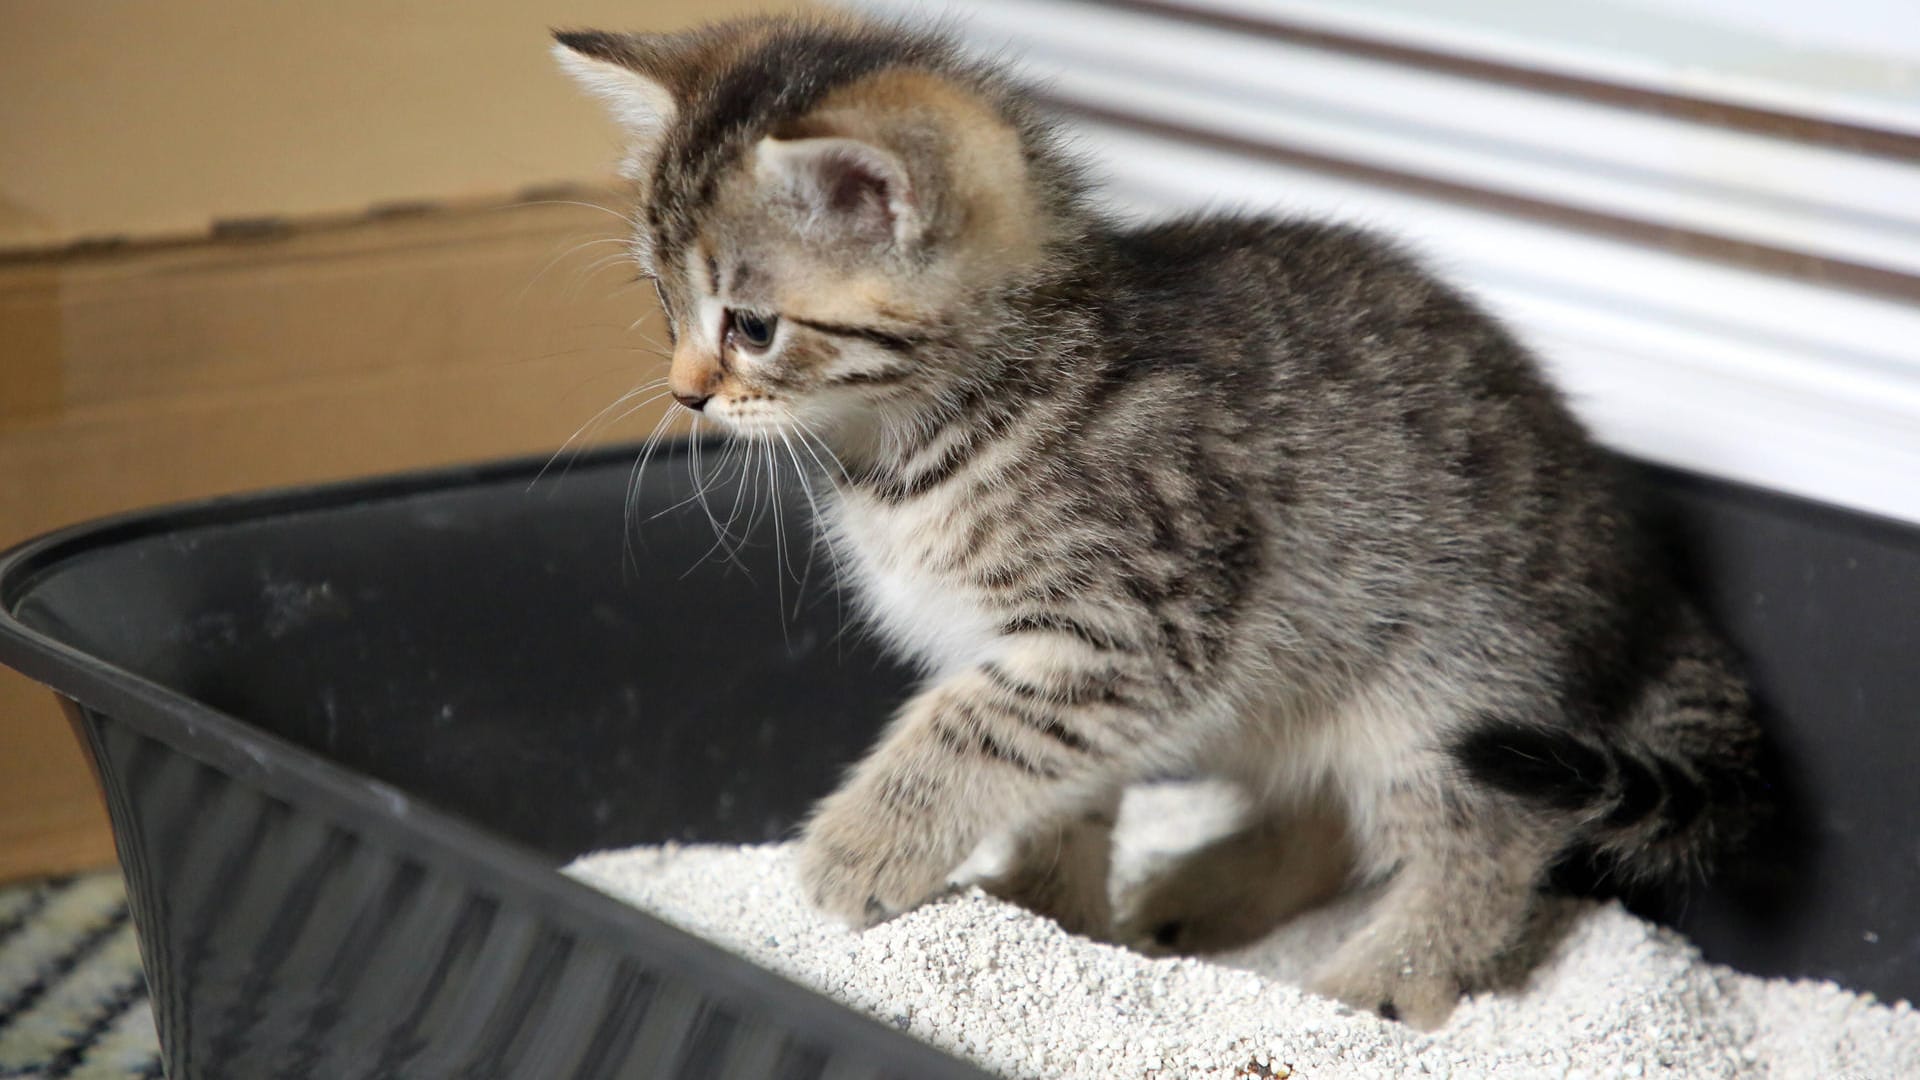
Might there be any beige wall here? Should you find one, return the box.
[0,0,778,881]
[0,0,764,251]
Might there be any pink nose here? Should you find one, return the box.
[673,392,711,412]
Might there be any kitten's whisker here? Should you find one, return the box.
[644,433,735,522]
[622,405,684,571]
[517,234,634,306]
[624,399,683,506]
[779,433,814,620]
[722,437,762,563]
[565,250,646,306]
[533,378,671,492]
[506,345,645,366]
[778,429,842,622]
[514,197,641,227]
[572,246,641,279]
[621,322,676,355]
[553,236,641,256]
[791,417,853,485]
[742,431,776,553]
[728,436,767,562]
[769,435,793,583]
[551,320,675,358]
[770,436,806,604]
[703,438,750,535]
[783,428,846,568]
[571,388,674,483]
[764,436,793,640]
[786,422,858,641]
[687,430,756,576]
[789,424,848,491]
[685,437,753,577]
[673,418,713,573]
[630,407,692,516]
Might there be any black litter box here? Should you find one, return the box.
[1,441,1916,1079]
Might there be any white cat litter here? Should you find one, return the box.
[567,786,1919,1079]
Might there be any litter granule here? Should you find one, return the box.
[566,785,1919,1079]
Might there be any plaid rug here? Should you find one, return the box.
[0,872,160,1079]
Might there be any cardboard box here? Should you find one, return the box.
[0,0,771,881]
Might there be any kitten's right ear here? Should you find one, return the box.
[551,30,679,154]
[755,137,922,249]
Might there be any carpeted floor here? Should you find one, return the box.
[0,872,160,1079]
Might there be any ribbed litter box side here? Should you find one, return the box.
[67,703,985,1080]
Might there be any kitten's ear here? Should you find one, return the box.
[551,30,680,152]
[755,137,921,248]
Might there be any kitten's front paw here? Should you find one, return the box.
[796,793,953,928]
[1310,953,1461,1031]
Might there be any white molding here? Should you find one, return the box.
[1155,0,1920,138]
[854,0,1920,525]
[871,0,1920,277]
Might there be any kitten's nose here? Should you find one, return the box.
[673,392,711,412]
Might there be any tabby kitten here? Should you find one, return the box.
[554,15,1763,1028]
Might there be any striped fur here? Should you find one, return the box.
[556,14,1765,1029]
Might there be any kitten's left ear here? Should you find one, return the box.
[755,136,922,248]
[551,31,679,150]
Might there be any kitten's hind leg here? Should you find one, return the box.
[976,791,1121,939]
[1310,771,1551,1030]
[1116,791,1352,955]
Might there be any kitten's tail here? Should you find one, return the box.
[1449,606,1766,884]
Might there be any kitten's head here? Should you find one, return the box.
[554,17,1080,448]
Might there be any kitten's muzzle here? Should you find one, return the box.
[669,340,724,413]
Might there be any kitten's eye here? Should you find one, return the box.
[727,309,778,352]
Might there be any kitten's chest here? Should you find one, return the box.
[827,493,999,674]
